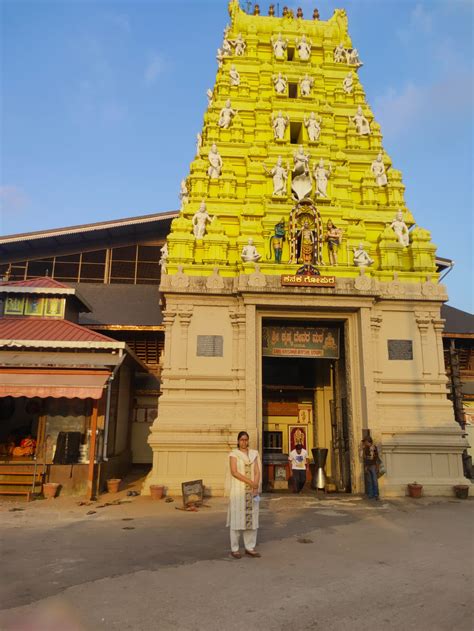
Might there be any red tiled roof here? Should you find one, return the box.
[0,317,116,343]
[0,277,70,289]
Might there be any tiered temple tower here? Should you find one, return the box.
[165,1,435,279]
[146,3,467,498]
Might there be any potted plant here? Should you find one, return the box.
[106,478,121,493]
[150,484,165,500]
[453,484,469,499]
[42,482,60,499]
[407,481,423,498]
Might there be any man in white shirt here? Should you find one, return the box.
[288,443,308,493]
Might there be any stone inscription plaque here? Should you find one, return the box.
[197,335,223,357]
[387,339,413,360]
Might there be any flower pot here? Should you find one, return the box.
[106,478,121,494]
[150,484,165,500]
[407,483,423,498]
[453,485,469,500]
[43,482,60,499]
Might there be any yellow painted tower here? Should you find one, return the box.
[147,3,467,499]
[166,1,436,281]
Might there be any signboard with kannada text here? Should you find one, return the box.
[262,326,340,359]
[281,274,336,287]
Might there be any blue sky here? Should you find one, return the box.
[1,0,473,312]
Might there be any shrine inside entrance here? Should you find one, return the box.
[261,319,352,493]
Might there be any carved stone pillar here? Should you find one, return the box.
[178,307,193,372]
[229,311,240,373]
[415,312,431,375]
[370,311,383,375]
[432,317,447,379]
[161,310,177,372]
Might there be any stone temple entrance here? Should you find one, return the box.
[261,318,352,493]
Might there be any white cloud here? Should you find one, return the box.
[397,2,433,43]
[374,83,425,137]
[108,13,131,34]
[0,186,29,215]
[374,70,473,139]
[102,101,127,123]
[144,54,165,85]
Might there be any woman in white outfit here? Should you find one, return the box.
[226,431,262,558]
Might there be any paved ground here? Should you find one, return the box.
[0,488,472,631]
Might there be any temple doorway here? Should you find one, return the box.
[261,318,352,494]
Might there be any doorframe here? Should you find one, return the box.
[252,306,365,493]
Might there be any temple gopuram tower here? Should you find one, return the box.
[145,2,467,497]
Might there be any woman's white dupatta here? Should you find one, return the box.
[225,448,262,529]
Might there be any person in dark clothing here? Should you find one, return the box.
[361,436,380,500]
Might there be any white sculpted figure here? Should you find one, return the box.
[159,242,168,274]
[229,64,240,86]
[304,112,322,142]
[241,238,261,263]
[216,48,224,68]
[353,243,374,267]
[179,179,189,208]
[192,201,214,239]
[313,158,332,198]
[350,106,371,135]
[334,43,347,63]
[296,35,312,61]
[348,48,362,66]
[371,153,388,187]
[299,74,314,97]
[272,33,288,59]
[291,145,312,200]
[272,110,289,140]
[196,132,202,156]
[342,72,353,94]
[207,143,223,179]
[207,88,213,108]
[273,72,287,94]
[264,156,289,197]
[222,34,232,56]
[218,99,237,129]
[390,210,409,247]
[233,33,246,56]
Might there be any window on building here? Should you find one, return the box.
[288,83,298,99]
[263,431,283,453]
[0,262,27,281]
[136,245,161,284]
[287,47,295,61]
[2,242,164,286]
[110,245,137,284]
[290,121,303,144]
[80,249,107,283]
[27,258,54,278]
[53,253,80,282]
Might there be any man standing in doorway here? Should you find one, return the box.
[289,443,308,493]
[361,436,380,500]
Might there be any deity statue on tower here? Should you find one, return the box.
[350,106,371,135]
[304,112,322,142]
[264,156,289,197]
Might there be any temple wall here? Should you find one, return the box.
[145,275,468,497]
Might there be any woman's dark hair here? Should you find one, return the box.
[237,431,249,446]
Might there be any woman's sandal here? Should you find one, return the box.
[231,551,242,559]
[245,549,261,558]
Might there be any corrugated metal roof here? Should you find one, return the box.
[0,213,175,264]
[0,210,177,244]
[442,305,474,336]
[0,317,115,343]
[73,283,162,326]
[0,277,69,288]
